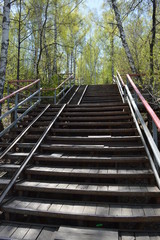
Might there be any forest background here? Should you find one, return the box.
[0,0,159,98]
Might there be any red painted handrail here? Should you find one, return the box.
[55,75,73,90]
[126,74,160,132]
[42,75,74,92]
[0,79,40,104]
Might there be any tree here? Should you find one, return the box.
[150,0,157,88]
[111,0,138,76]
[0,0,11,101]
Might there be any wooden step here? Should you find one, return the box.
[6,153,148,166]
[44,136,142,146]
[3,197,160,224]
[56,122,134,128]
[0,179,10,188]
[40,144,145,154]
[18,121,51,127]
[0,143,34,149]
[11,127,138,136]
[26,166,153,180]
[67,103,128,108]
[15,180,160,198]
[62,111,130,116]
[81,99,122,103]
[0,222,58,240]
[14,135,141,143]
[33,155,148,164]
[64,106,129,112]
[0,164,20,172]
[59,116,133,122]
[56,226,118,240]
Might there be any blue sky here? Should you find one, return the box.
[86,0,103,13]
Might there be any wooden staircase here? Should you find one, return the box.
[0,84,160,238]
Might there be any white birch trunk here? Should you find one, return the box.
[53,0,57,75]
[0,0,11,99]
[111,0,137,74]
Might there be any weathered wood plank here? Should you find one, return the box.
[121,233,135,240]
[135,233,150,240]
[54,231,118,240]
[0,225,17,238]
[23,226,42,240]
[11,226,29,239]
[36,227,56,240]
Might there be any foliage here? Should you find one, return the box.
[0,0,159,92]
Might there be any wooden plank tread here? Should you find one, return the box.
[15,181,160,195]
[3,197,160,222]
[26,166,153,177]
[33,155,148,164]
[0,164,20,170]
[46,136,141,141]
[58,226,118,240]
[0,222,57,240]
[41,144,145,152]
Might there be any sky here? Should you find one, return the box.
[85,0,103,13]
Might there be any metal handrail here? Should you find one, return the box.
[41,75,75,104]
[0,104,66,205]
[117,71,125,87]
[0,79,41,138]
[116,72,160,188]
[42,75,74,92]
[126,74,160,132]
[0,104,50,159]
[126,85,160,188]
[0,79,40,104]
[77,86,88,105]
[55,75,74,90]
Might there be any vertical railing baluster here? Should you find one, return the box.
[14,93,18,127]
[7,81,10,110]
[152,120,158,146]
[54,89,56,104]
[38,80,41,102]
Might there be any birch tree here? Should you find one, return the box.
[53,0,58,75]
[111,0,138,75]
[150,0,157,88]
[0,0,11,100]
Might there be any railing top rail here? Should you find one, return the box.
[126,74,160,132]
[0,104,66,205]
[0,79,40,104]
[55,74,73,90]
[41,75,74,92]
[117,71,125,86]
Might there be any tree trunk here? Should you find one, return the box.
[0,0,11,130]
[36,0,49,78]
[111,23,114,80]
[53,0,57,75]
[150,0,156,89]
[43,29,52,82]
[70,51,73,74]
[17,0,21,82]
[111,0,138,76]
[73,47,77,78]
[67,52,69,74]
[0,0,11,100]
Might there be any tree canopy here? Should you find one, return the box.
[0,0,160,94]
